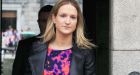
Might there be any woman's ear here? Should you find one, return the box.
[52,14,56,24]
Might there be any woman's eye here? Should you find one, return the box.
[71,16,77,19]
[60,14,66,17]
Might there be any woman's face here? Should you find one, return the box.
[52,4,77,36]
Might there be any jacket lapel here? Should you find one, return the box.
[70,45,84,75]
[28,40,47,75]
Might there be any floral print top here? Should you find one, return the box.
[43,47,72,75]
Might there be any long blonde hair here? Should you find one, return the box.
[43,0,96,49]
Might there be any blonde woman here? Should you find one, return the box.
[12,0,96,75]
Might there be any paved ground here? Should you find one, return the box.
[1,52,15,75]
[1,58,14,75]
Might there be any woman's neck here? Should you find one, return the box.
[49,33,73,50]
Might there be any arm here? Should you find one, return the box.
[84,49,96,75]
[12,40,27,75]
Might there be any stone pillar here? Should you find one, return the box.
[23,0,40,34]
[111,0,140,75]
[40,0,56,7]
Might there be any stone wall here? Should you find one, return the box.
[2,0,40,34]
[111,0,140,75]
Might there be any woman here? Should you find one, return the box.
[43,0,96,75]
[12,0,96,75]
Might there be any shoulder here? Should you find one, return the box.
[79,48,96,56]
[19,36,40,44]
[72,44,96,56]
[17,36,46,55]
[72,46,96,61]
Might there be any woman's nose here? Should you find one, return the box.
[65,17,71,24]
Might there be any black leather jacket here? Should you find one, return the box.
[12,37,96,75]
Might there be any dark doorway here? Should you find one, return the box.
[83,0,110,75]
[2,11,17,32]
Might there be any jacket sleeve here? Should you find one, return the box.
[84,49,96,75]
[12,40,27,75]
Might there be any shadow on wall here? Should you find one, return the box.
[128,71,140,75]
